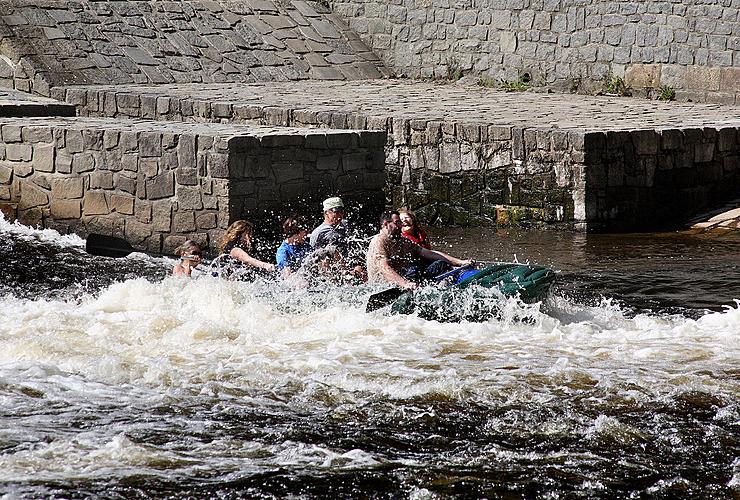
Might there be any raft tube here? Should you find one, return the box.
[389,263,556,322]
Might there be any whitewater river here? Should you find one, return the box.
[0,215,738,498]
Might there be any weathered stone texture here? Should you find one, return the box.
[62,80,740,230]
[330,0,740,104]
[0,0,389,97]
[1,116,385,250]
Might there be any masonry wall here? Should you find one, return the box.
[0,117,386,251]
[0,0,387,96]
[65,86,586,228]
[585,127,740,230]
[331,0,740,104]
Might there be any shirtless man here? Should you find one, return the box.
[366,211,474,290]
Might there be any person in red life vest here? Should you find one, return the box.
[398,209,431,249]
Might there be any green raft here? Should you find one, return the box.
[388,263,556,322]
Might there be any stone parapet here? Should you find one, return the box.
[0,116,385,251]
[57,80,740,230]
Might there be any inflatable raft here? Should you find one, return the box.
[387,263,556,322]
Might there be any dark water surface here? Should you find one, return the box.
[0,219,738,499]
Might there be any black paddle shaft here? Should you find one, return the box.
[85,233,135,258]
[365,287,409,313]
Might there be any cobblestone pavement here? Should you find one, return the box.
[65,79,740,130]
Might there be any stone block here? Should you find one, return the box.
[66,130,84,153]
[633,130,659,155]
[718,128,737,152]
[140,132,162,157]
[90,171,114,189]
[685,66,721,91]
[147,172,175,200]
[140,158,159,178]
[695,143,715,163]
[72,153,95,174]
[83,191,109,215]
[720,68,740,92]
[52,177,84,199]
[208,153,229,178]
[625,64,660,88]
[176,185,203,210]
[0,164,11,184]
[152,201,172,232]
[176,167,198,186]
[121,154,138,172]
[116,173,137,195]
[119,131,139,153]
[439,143,461,173]
[1,125,22,143]
[18,183,48,210]
[125,220,153,245]
[196,212,217,230]
[103,130,119,150]
[135,199,152,224]
[6,144,32,162]
[50,199,81,219]
[173,211,196,232]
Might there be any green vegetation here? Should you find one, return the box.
[446,59,463,81]
[488,75,531,92]
[657,85,676,101]
[603,72,630,96]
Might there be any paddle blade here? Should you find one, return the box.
[366,287,408,313]
[85,233,135,258]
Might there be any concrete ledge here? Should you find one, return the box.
[58,80,740,231]
[0,89,75,118]
[0,116,386,252]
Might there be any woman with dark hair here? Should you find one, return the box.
[219,220,275,272]
[276,215,312,277]
[398,209,431,249]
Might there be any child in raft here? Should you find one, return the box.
[398,209,431,249]
[172,240,203,277]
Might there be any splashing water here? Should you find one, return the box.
[0,216,738,498]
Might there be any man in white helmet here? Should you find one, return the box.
[309,196,349,254]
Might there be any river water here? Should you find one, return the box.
[0,215,738,499]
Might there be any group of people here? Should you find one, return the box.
[173,196,473,290]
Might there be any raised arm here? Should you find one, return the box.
[417,246,473,268]
[230,247,275,272]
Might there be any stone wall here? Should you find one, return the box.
[61,84,584,228]
[0,0,387,96]
[585,127,740,230]
[331,0,740,104]
[0,117,386,251]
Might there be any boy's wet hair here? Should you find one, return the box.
[282,215,309,237]
[176,239,201,256]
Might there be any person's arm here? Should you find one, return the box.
[275,245,292,277]
[417,246,473,268]
[230,247,275,271]
[369,239,417,290]
[376,258,417,289]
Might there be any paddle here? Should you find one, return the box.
[365,264,474,313]
[85,233,136,258]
